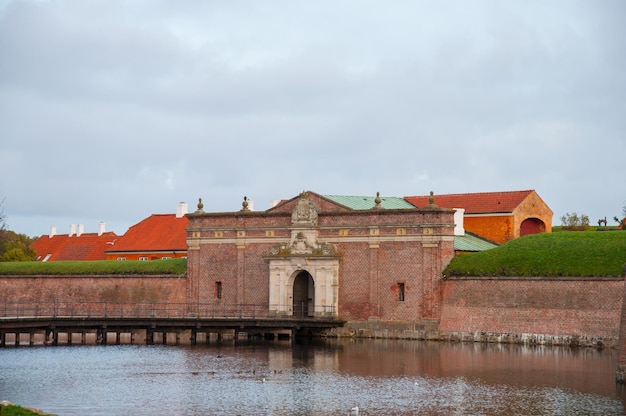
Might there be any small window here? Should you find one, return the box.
[161,256,171,260]
[216,281,223,299]
[139,257,148,261]
[117,257,126,261]
[397,283,405,302]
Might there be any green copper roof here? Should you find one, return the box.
[325,195,415,210]
[454,233,498,252]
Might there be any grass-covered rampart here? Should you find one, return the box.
[0,402,55,416]
[445,231,626,277]
[0,258,187,275]
[2,232,625,278]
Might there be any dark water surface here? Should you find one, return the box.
[0,339,624,415]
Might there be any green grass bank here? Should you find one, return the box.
[1,232,625,278]
[0,258,187,275]
[0,402,55,416]
[445,230,626,277]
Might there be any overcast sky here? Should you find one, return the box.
[1,0,625,238]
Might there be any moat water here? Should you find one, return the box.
[0,339,624,415]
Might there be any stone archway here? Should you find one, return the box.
[268,259,339,317]
[520,218,545,237]
[292,270,314,318]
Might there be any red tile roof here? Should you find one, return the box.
[107,214,188,253]
[404,190,535,214]
[30,232,119,261]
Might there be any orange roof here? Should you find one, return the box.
[30,232,119,261]
[107,214,188,253]
[404,190,535,214]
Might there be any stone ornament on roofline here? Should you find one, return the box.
[241,196,250,212]
[371,191,385,210]
[427,191,438,208]
[291,191,318,226]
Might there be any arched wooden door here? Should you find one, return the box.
[293,271,314,318]
[520,218,545,237]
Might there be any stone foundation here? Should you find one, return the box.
[326,318,441,340]
[323,320,617,349]
[438,331,616,348]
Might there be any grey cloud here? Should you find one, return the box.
[1,0,625,236]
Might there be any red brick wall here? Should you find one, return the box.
[336,241,372,319]
[0,275,187,304]
[440,277,623,339]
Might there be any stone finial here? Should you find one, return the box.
[427,191,438,207]
[196,197,204,213]
[372,191,385,210]
[241,196,250,212]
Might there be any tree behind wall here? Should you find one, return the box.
[0,196,6,232]
[560,212,590,231]
[0,197,36,261]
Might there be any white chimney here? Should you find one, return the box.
[176,202,188,218]
[69,224,76,237]
[77,224,84,237]
[98,222,106,236]
[49,226,57,238]
[247,200,254,211]
[453,208,465,236]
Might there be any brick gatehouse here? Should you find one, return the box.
[186,191,456,325]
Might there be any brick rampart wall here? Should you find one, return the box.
[0,275,187,304]
[439,277,623,347]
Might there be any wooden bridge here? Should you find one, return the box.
[0,301,345,347]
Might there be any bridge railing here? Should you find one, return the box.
[0,301,336,320]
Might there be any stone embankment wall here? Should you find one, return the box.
[0,275,187,305]
[330,276,623,349]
